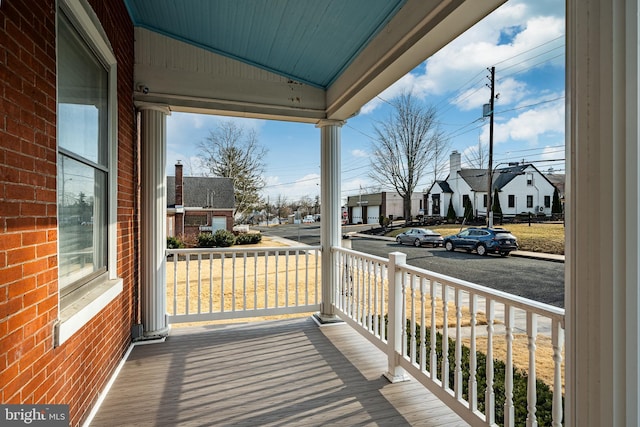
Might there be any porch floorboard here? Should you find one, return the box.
[90,317,468,426]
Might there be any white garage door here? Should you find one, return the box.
[367,206,379,224]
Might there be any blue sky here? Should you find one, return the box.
[166,0,565,204]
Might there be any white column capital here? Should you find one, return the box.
[136,102,172,116]
[315,119,345,129]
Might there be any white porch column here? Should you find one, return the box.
[315,119,344,323]
[139,105,171,337]
[567,0,639,425]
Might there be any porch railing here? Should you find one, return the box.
[165,244,565,427]
[166,246,321,323]
[333,246,565,427]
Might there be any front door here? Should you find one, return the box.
[432,194,441,215]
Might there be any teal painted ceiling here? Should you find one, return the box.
[124,0,407,88]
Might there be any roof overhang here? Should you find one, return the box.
[129,0,506,122]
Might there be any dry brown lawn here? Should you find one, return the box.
[167,236,563,389]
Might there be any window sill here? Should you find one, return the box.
[56,276,123,347]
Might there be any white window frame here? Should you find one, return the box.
[55,0,121,346]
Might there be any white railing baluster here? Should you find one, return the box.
[469,293,478,413]
[172,254,177,315]
[264,251,268,309]
[381,264,387,342]
[552,318,564,427]
[285,250,289,307]
[185,254,190,314]
[253,251,258,310]
[401,272,407,359]
[243,252,248,310]
[220,253,225,312]
[304,250,309,305]
[231,253,236,311]
[367,260,373,331]
[410,274,417,364]
[274,250,279,307]
[441,283,449,390]
[430,280,437,378]
[485,298,495,425]
[504,305,515,427]
[374,261,380,337]
[295,250,299,306]
[527,312,538,427]
[209,254,213,313]
[420,277,427,372]
[454,289,463,400]
[197,254,202,314]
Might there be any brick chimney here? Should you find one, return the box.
[175,161,184,236]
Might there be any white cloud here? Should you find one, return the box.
[351,149,369,158]
[480,95,565,146]
[360,0,564,115]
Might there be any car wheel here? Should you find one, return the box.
[414,239,422,247]
[396,236,402,244]
[445,241,454,252]
[476,244,487,256]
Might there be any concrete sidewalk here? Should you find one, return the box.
[346,232,564,263]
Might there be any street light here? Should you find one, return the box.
[487,161,520,227]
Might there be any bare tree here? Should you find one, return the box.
[464,138,488,169]
[197,121,267,221]
[369,92,444,223]
[273,194,289,223]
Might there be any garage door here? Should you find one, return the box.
[367,206,379,224]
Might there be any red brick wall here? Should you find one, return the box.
[0,1,137,426]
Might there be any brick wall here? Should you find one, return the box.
[0,1,137,426]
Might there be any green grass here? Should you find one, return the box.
[387,223,565,255]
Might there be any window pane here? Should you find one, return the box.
[57,155,107,289]
[58,13,108,166]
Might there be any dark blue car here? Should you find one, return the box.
[443,227,518,256]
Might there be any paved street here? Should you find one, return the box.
[255,223,565,308]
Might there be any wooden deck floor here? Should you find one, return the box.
[90,317,469,427]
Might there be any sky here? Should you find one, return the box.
[166,0,565,205]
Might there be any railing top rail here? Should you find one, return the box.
[331,245,389,264]
[167,245,322,255]
[332,246,565,322]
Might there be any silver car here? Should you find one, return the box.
[395,228,444,247]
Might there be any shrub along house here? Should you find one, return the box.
[166,162,234,240]
[1,0,638,426]
[426,151,559,221]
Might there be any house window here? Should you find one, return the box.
[185,214,207,226]
[483,194,487,208]
[527,173,534,186]
[544,195,551,208]
[55,0,120,346]
[527,195,534,208]
[508,195,515,208]
[57,11,110,294]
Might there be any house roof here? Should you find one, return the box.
[167,176,235,209]
[436,180,453,193]
[546,173,565,196]
[458,165,530,192]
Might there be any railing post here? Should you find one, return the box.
[384,252,410,383]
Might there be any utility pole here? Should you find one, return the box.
[486,66,496,227]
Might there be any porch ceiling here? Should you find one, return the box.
[125,0,506,122]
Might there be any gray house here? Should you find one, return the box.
[167,163,235,238]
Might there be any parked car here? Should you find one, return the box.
[302,215,315,223]
[443,227,518,256]
[395,228,444,247]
